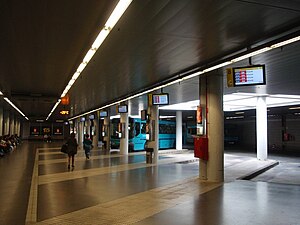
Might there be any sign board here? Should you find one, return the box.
[233,65,266,86]
[226,68,234,87]
[60,110,69,115]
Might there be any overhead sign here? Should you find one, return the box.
[233,65,266,86]
[226,68,234,87]
[53,126,63,135]
[42,127,51,134]
[30,126,40,135]
[61,95,70,105]
[152,93,169,105]
[60,110,69,115]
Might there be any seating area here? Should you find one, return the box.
[0,134,21,157]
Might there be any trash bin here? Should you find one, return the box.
[145,148,154,164]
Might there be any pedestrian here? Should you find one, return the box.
[66,132,78,169]
[83,134,93,159]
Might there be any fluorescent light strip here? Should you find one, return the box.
[68,34,300,120]
[60,0,132,98]
[230,47,271,63]
[83,49,96,63]
[271,36,300,48]
[226,116,244,120]
[0,91,3,95]
[46,99,61,121]
[289,106,300,110]
[48,0,133,119]
[202,61,232,73]
[3,97,29,120]
[105,0,133,29]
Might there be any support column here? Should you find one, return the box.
[17,120,21,136]
[86,117,91,136]
[103,110,111,151]
[256,96,268,160]
[14,118,18,135]
[0,107,3,136]
[147,105,159,164]
[176,110,182,150]
[120,112,128,155]
[199,76,207,181]
[78,120,84,144]
[199,74,224,182]
[9,114,15,135]
[92,116,99,148]
[4,110,10,135]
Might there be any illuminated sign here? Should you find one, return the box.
[60,110,69,115]
[61,95,70,105]
[152,93,169,105]
[30,126,40,135]
[233,65,266,86]
[53,126,63,135]
[117,105,128,113]
[43,127,51,133]
[226,68,234,87]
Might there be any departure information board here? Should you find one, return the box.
[152,93,169,105]
[233,65,266,86]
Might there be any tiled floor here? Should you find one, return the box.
[0,142,299,225]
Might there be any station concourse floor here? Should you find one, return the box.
[0,141,300,225]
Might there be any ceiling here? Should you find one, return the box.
[0,0,300,122]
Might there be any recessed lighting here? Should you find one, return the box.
[226,116,244,120]
[289,106,300,110]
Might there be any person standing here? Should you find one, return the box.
[83,134,93,159]
[66,132,78,168]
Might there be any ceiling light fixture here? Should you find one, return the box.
[46,0,133,121]
[68,33,300,120]
[3,97,29,120]
[289,106,300,110]
[230,47,272,63]
[59,0,133,99]
[46,99,61,121]
[271,36,300,48]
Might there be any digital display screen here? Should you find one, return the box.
[53,126,63,135]
[89,114,95,120]
[118,105,128,113]
[42,127,51,134]
[30,126,40,135]
[100,111,108,117]
[152,93,169,105]
[80,117,86,122]
[233,65,266,86]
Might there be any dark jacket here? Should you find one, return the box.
[83,138,93,151]
[66,137,78,155]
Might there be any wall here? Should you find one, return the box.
[22,121,69,140]
[225,116,300,152]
